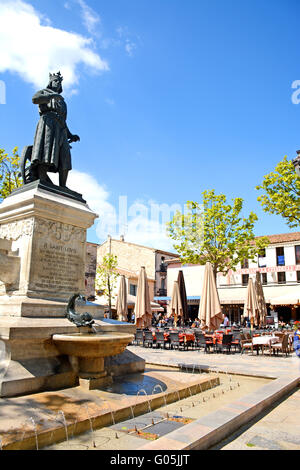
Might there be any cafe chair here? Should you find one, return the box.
[156,331,166,349]
[169,332,187,351]
[215,334,233,354]
[143,330,154,348]
[195,331,212,353]
[231,331,241,352]
[135,329,144,347]
[270,334,289,357]
[240,336,259,355]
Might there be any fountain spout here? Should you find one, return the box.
[66,293,95,328]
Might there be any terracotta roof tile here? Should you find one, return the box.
[256,232,300,244]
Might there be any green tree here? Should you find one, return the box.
[0,147,22,200]
[95,254,119,318]
[256,156,300,229]
[167,190,269,279]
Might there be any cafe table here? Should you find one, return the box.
[252,335,278,355]
[152,330,195,345]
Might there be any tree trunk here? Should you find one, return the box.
[108,274,112,319]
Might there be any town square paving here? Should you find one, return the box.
[0,345,299,450]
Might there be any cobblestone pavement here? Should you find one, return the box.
[128,345,300,450]
[128,345,299,379]
[211,386,300,450]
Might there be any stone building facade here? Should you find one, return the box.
[85,242,98,299]
[165,232,300,324]
[96,236,176,301]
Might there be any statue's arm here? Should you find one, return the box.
[32,89,61,105]
[66,125,80,143]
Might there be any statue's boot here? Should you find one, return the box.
[37,164,50,183]
[59,169,69,188]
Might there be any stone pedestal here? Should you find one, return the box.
[0,182,141,398]
[0,181,97,317]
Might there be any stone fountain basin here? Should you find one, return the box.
[52,332,134,358]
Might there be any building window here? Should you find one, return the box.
[276,247,285,266]
[295,246,300,265]
[297,271,300,283]
[277,272,286,284]
[258,249,267,268]
[159,256,167,272]
[241,259,249,269]
[129,284,137,296]
[242,274,249,286]
[261,273,267,285]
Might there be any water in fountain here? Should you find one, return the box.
[119,394,135,421]
[59,411,68,444]
[21,417,39,450]
[72,404,96,448]
[136,389,152,413]
[152,384,167,407]
[30,417,39,450]
[49,411,69,446]
[103,401,116,425]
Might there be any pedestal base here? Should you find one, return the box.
[0,317,138,397]
[0,182,97,311]
[0,296,105,318]
[79,375,113,390]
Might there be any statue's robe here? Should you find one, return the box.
[31,88,72,172]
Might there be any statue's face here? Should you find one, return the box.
[50,79,63,93]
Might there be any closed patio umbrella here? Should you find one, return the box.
[198,262,223,331]
[134,266,152,329]
[116,275,128,322]
[243,277,259,328]
[169,280,183,327]
[177,270,189,324]
[255,271,267,327]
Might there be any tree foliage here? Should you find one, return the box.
[0,147,22,200]
[256,156,300,229]
[95,253,119,317]
[167,190,269,278]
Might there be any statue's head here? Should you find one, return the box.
[48,71,63,94]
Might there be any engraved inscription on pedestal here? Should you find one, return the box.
[29,218,86,299]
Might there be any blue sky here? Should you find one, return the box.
[0,0,300,250]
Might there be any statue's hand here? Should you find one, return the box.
[52,94,63,101]
[70,134,80,143]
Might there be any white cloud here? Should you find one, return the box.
[0,0,109,91]
[116,25,138,57]
[76,0,101,35]
[125,216,174,252]
[51,170,117,242]
[51,170,175,251]
[125,40,137,58]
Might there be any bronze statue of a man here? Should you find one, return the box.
[22,72,80,188]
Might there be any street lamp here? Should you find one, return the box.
[293,150,300,177]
